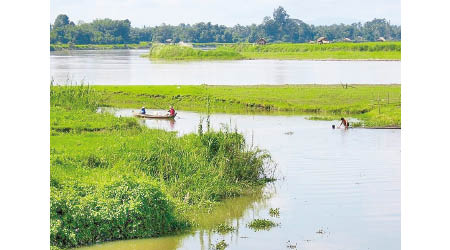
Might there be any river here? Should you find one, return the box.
[50,49,400,85]
[77,109,400,250]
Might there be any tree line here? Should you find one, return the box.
[50,6,401,45]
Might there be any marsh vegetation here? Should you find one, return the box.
[50,85,275,248]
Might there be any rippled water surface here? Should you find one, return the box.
[78,110,400,250]
[51,49,401,85]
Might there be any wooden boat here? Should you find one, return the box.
[133,111,177,119]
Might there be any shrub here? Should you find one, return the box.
[50,178,188,248]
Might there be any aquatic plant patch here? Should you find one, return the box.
[247,219,278,231]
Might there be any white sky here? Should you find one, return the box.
[50,0,400,27]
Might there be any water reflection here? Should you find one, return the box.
[77,185,276,250]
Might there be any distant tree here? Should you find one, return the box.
[50,7,400,45]
[53,14,70,29]
[273,6,289,27]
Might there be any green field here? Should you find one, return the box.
[50,85,274,249]
[93,84,401,127]
[143,42,400,60]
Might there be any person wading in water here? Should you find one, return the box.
[338,117,350,129]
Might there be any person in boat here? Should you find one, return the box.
[338,117,349,129]
[140,107,146,114]
[168,106,176,117]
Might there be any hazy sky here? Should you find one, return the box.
[51,0,400,27]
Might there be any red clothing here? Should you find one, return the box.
[169,108,175,116]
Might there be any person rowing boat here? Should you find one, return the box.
[168,106,176,117]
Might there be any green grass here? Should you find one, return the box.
[50,42,152,51]
[230,42,400,60]
[92,84,401,127]
[146,44,244,60]
[143,42,400,60]
[50,85,275,248]
[228,42,400,52]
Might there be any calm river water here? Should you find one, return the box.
[78,110,400,250]
[50,49,400,85]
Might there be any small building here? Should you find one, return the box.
[165,39,173,44]
[256,38,267,45]
[317,37,328,44]
[377,37,386,42]
[343,38,352,42]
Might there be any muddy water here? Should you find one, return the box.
[80,110,400,250]
[50,49,400,85]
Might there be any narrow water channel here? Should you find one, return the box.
[78,109,400,250]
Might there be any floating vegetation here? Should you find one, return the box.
[211,240,228,250]
[286,240,297,249]
[269,208,280,217]
[316,227,329,235]
[247,219,278,231]
[214,223,236,234]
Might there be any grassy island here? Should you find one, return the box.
[144,42,400,61]
[93,84,401,128]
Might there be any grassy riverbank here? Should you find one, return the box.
[148,44,244,60]
[93,84,401,127]
[50,42,151,51]
[229,42,400,60]
[144,42,400,60]
[50,85,274,249]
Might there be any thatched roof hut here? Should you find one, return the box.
[377,37,386,42]
[256,38,267,45]
[317,37,329,44]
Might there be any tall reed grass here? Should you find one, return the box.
[50,81,100,110]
